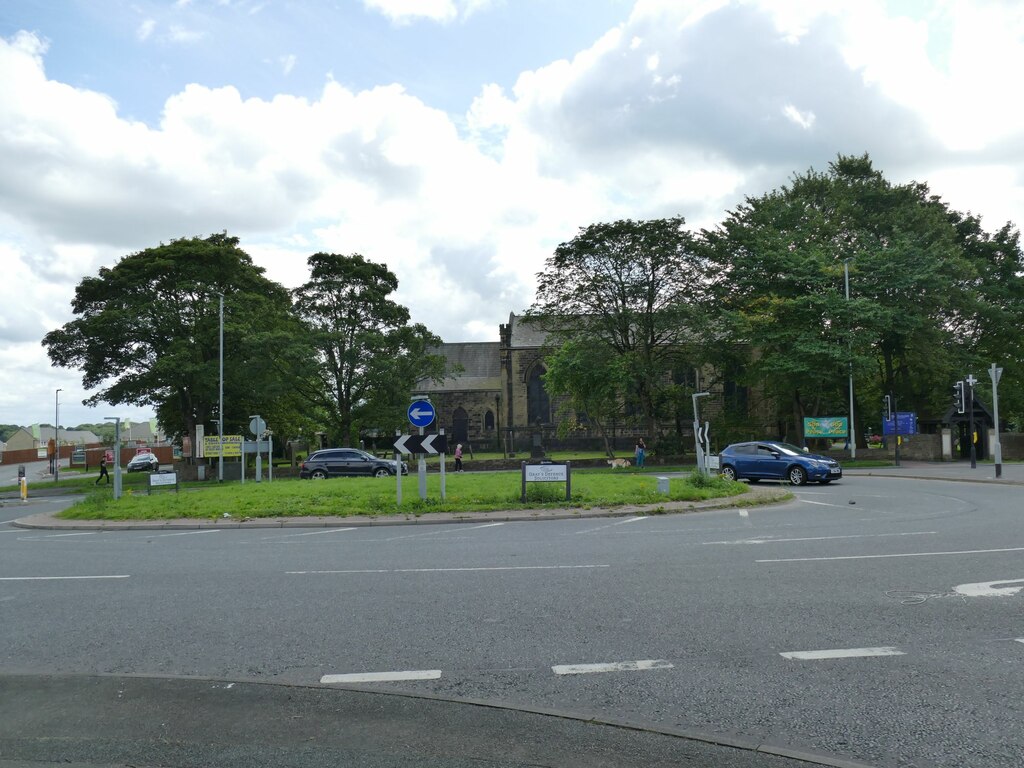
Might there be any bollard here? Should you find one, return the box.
[657,476,670,494]
[20,477,28,502]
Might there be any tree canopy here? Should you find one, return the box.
[528,217,711,442]
[701,153,1024,441]
[43,234,300,443]
[289,253,446,446]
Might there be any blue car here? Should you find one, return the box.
[717,441,842,486]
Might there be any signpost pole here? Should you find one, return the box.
[990,363,1003,478]
[395,429,402,506]
[966,375,977,469]
[439,428,446,501]
[691,392,710,475]
[893,395,900,468]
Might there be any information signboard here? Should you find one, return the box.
[882,412,917,435]
[202,435,243,457]
[803,417,849,438]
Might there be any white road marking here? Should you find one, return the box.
[18,532,97,540]
[798,499,849,508]
[263,527,355,540]
[952,579,1024,598]
[758,546,1024,563]
[704,531,936,546]
[572,516,650,535]
[469,522,505,529]
[552,659,673,675]
[321,670,442,684]
[1016,639,1024,645]
[0,575,130,581]
[738,509,749,518]
[148,529,222,538]
[287,564,610,575]
[780,647,905,660]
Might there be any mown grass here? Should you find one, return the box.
[58,470,748,521]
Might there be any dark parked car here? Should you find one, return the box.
[300,448,408,479]
[717,441,842,486]
[126,452,160,472]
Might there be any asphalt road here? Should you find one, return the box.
[1,473,1022,767]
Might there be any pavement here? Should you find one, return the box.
[1,459,1019,768]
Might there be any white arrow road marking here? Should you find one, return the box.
[780,647,905,660]
[952,578,1024,597]
[552,659,673,675]
[321,670,441,684]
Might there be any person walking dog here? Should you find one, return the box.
[635,437,646,469]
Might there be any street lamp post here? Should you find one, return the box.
[217,291,224,483]
[844,258,856,460]
[55,389,62,483]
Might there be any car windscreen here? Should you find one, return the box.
[772,442,806,456]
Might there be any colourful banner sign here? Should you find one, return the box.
[203,435,243,458]
[803,417,849,438]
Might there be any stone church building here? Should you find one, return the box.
[414,312,746,455]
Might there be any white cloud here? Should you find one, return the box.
[782,104,815,130]
[361,0,494,24]
[137,19,157,42]
[280,54,296,75]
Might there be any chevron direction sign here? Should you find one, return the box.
[393,433,448,455]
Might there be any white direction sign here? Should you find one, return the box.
[393,433,448,455]
[953,578,1024,598]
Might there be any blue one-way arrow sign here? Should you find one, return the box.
[408,400,436,428]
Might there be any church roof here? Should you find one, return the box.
[417,341,501,392]
[507,313,548,348]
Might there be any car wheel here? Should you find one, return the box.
[374,467,391,478]
[311,469,328,480]
[720,465,737,482]
[788,466,807,486]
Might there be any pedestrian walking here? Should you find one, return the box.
[95,454,110,485]
[454,443,463,472]
[635,437,646,468]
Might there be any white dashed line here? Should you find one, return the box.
[572,517,649,535]
[288,564,610,575]
[780,647,905,660]
[798,499,849,508]
[148,529,222,538]
[468,522,505,529]
[18,532,97,540]
[738,509,749,518]
[321,670,442,684]
[704,531,936,546]
[0,575,130,581]
[552,659,673,675]
[263,527,355,540]
[758,546,1024,563]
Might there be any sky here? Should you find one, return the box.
[1,0,1022,431]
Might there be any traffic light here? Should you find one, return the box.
[883,395,892,421]
[953,380,965,414]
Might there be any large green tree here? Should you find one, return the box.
[43,234,302,446]
[289,253,446,446]
[528,217,711,440]
[701,154,1003,443]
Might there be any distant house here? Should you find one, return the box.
[3,426,103,452]
[119,419,166,444]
